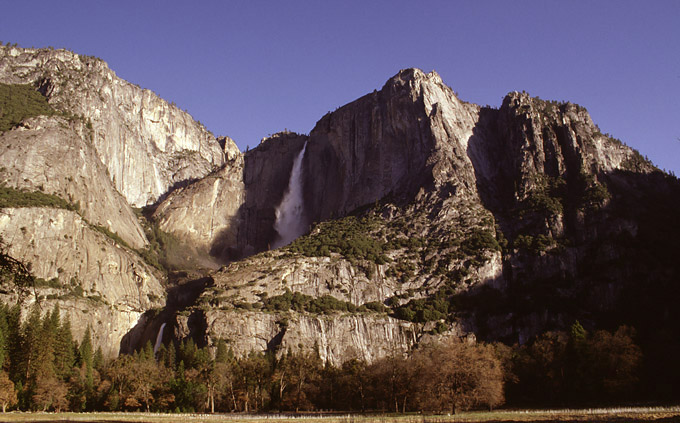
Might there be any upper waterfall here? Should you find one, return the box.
[272,142,308,248]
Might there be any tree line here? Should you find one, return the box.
[0,301,643,413]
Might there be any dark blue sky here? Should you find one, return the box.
[2,1,678,175]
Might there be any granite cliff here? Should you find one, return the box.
[0,45,229,355]
[1,45,678,367]
[149,69,679,366]
[0,45,229,207]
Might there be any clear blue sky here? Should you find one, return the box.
[2,1,678,175]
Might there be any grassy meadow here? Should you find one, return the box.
[0,407,679,423]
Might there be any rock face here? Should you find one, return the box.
[0,115,147,248]
[166,67,679,364]
[188,310,421,366]
[304,69,480,223]
[2,44,678,366]
[154,142,245,261]
[0,45,225,207]
[0,45,226,355]
[154,131,309,260]
[0,111,165,356]
[239,133,309,254]
[0,207,164,357]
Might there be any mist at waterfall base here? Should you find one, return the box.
[272,142,308,249]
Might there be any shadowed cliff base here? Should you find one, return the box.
[120,270,213,354]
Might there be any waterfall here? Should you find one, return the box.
[153,322,166,355]
[272,142,308,248]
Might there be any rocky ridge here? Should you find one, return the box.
[0,44,234,356]
[0,206,164,357]
[161,68,678,364]
[0,44,678,366]
[0,115,147,248]
[0,45,230,207]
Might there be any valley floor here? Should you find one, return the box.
[1,407,679,423]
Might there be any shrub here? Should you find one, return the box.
[461,228,501,257]
[394,290,451,323]
[358,301,389,313]
[136,221,183,271]
[91,224,131,249]
[0,83,55,132]
[260,289,362,314]
[513,234,553,253]
[287,215,389,264]
[517,175,566,217]
[0,184,79,211]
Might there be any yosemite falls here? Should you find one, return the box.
[272,142,308,248]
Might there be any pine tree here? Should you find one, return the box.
[79,326,94,371]
[38,305,58,367]
[5,304,21,383]
[158,343,176,370]
[566,320,590,401]
[171,360,193,412]
[141,341,154,362]
[0,304,8,369]
[215,340,229,364]
[78,326,95,410]
[20,304,42,384]
[53,318,75,379]
[93,346,104,371]
[178,338,198,369]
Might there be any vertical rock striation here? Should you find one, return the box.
[0,115,147,248]
[0,45,225,207]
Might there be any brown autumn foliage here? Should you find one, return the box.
[0,370,17,412]
[411,338,504,413]
[32,369,68,412]
[0,297,650,413]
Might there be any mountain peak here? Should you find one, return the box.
[384,68,443,90]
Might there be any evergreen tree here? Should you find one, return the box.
[144,341,154,362]
[215,340,229,364]
[566,321,590,401]
[157,343,176,370]
[93,346,104,371]
[5,304,21,383]
[53,318,75,379]
[178,338,198,369]
[0,304,8,369]
[79,326,94,371]
[171,360,191,411]
[78,326,95,410]
[20,304,42,384]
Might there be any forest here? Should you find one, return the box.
[0,301,643,414]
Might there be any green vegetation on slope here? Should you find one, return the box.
[0,184,79,211]
[0,83,55,132]
[287,215,390,264]
[519,175,566,216]
[0,184,137,254]
[135,212,192,272]
[258,289,387,314]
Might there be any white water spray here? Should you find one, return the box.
[272,142,308,248]
[153,323,166,355]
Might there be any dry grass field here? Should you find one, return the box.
[0,407,679,423]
